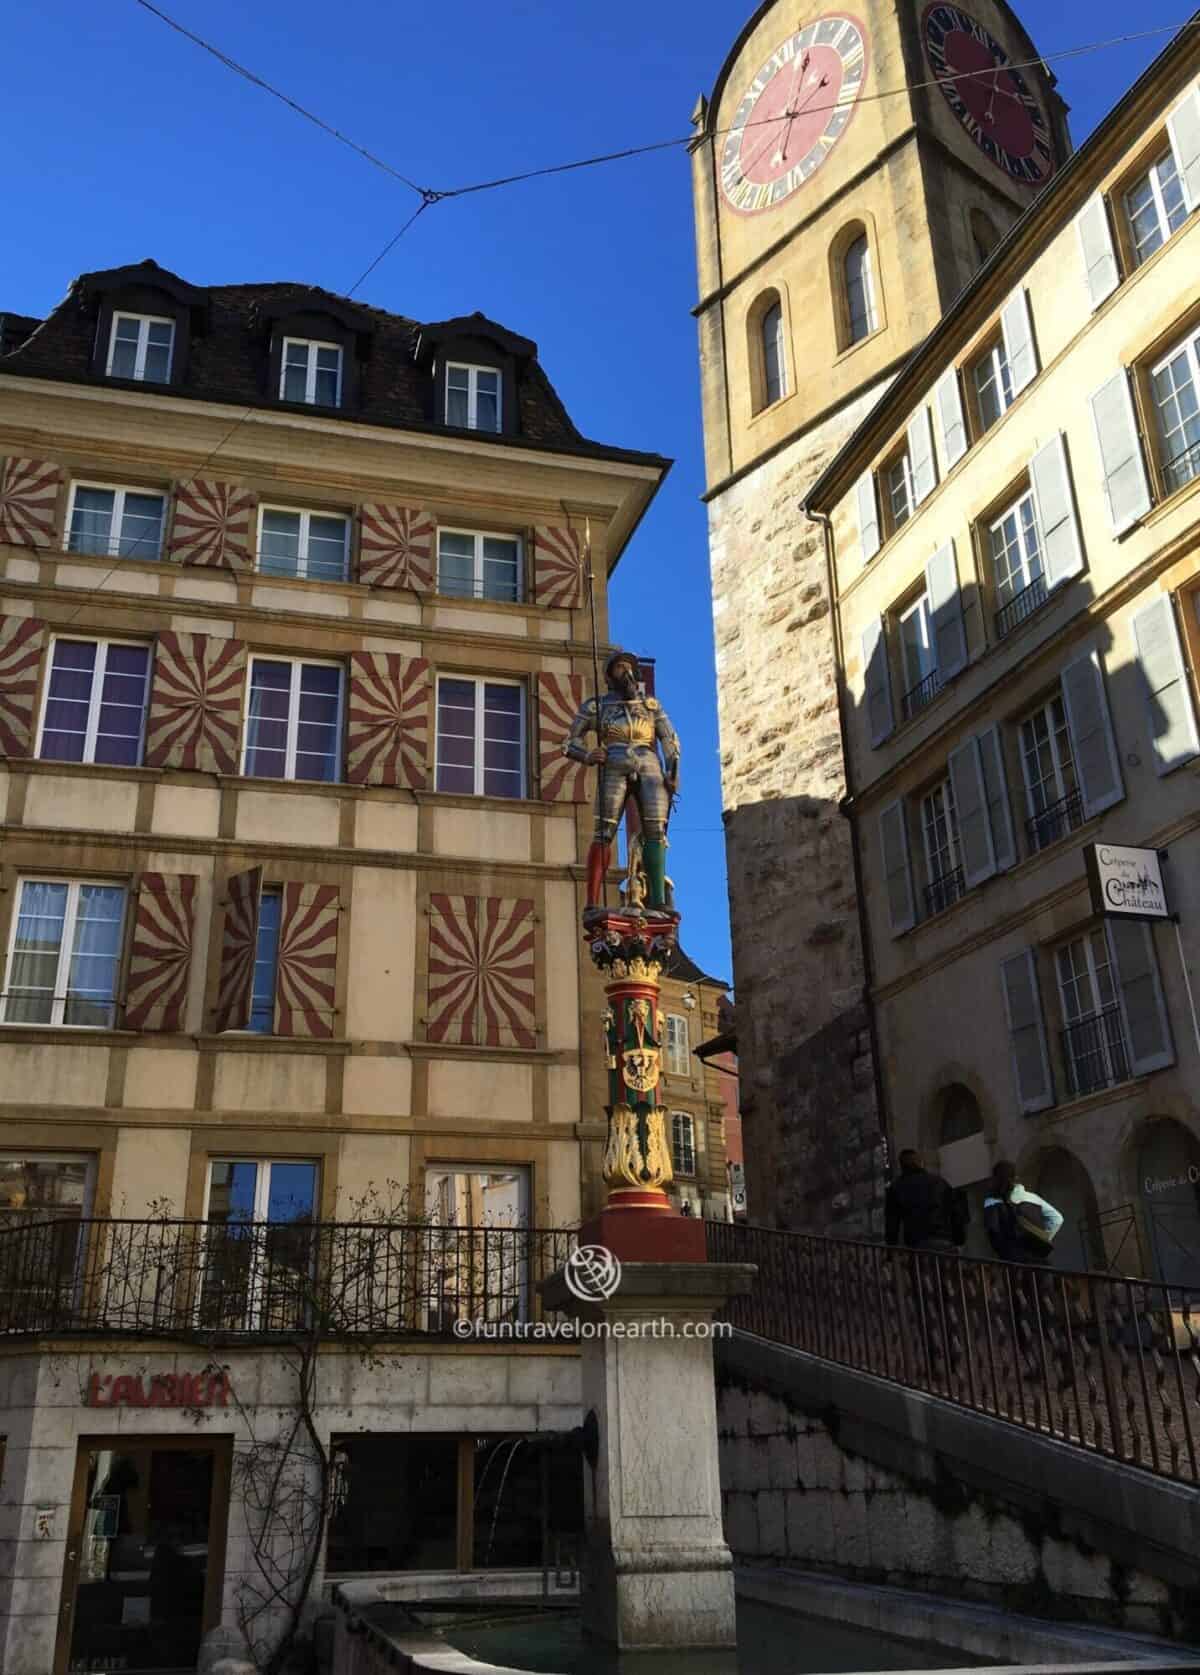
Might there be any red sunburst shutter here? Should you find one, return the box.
[535,673,588,802]
[426,894,536,1049]
[0,457,61,548]
[532,525,584,610]
[144,631,247,774]
[0,616,46,759]
[124,873,198,1032]
[274,883,340,1039]
[345,652,430,788]
[214,866,262,1033]
[168,479,257,569]
[359,504,435,591]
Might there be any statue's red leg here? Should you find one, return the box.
[586,841,612,908]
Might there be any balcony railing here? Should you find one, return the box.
[1025,786,1084,854]
[994,572,1047,639]
[1162,435,1200,496]
[923,865,966,918]
[1061,1005,1131,1099]
[0,1218,577,1341]
[902,667,943,721]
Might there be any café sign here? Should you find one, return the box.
[1085,844,1170,922]
[85,1370,231,1408]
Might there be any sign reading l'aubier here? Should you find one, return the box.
[1085,844,1170,922]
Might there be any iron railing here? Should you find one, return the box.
[1025,785,1084,853]
[0,1218,577,1340]
[924,865,965,918]
[902,667,943,720]
[1061,1004,1131,1098]
[994,572,1047,639]
[707,1220,1200,1485]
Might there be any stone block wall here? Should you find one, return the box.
[707,387,892,1235]
[716,1378,1192,1640]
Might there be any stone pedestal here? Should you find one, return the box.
[543,1261,755,1651]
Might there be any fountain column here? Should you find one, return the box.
[544,907,754,1650]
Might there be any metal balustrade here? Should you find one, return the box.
[902,667,943,720]
[707,1219,1200,1485]
[1025,785,1085,853]
[1060,1004,1131,1098]
[924,865,966,918]
[994,572,1047,639]
[0,1218,577,1340]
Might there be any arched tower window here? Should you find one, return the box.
[844,235,878,345]
[748,289,788,415]
[970,208,1001,267]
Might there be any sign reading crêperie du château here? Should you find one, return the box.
[1085,844,1170,922]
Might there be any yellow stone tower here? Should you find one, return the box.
[691,1,1067,1229]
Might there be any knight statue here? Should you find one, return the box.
[563,650,680,914]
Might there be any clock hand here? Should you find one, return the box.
[984,66,999,125]
[771,51,810,165]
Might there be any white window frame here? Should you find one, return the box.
[248,886,283,1036]
[36,635,151,766]
[665,1013,690,1077]
[845,235,878,345]
[434,675,526,799]
[2,877,127,1030]
[256,505,351,582]
[436,527,524,604]
[1123,150,1188,267]
[670,1112,697,1177]
[106,312,175,382]
[65,481,166,561]
[201,1156,320,1222]
[762,300,787,406]
[1149,326,1200,495]
[898,592,936,695]
[920,778,961,888]
[1018,691,1076,818]
[988,490,1044,609]
[446,362,502,433]
[971,339,1014,431]
[885,451,914,533]
[242,656,345,782]
[1055,929,1124,1092]
[279,337,343,406]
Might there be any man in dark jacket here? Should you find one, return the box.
[884,1150,962,1252]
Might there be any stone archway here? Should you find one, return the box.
[1135,1118,1200,1287]
[1028,1147,1102,1273]
[933,1084,990,1259]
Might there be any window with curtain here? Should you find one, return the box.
[67,484,165,561]
[845,235,878,344]
[3,879,126,1027]
[243,657,343,782]
[762,300,786,406]
[435,676,525,798]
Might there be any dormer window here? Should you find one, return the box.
[281,338,343,407]
[446,363,501,433]
[107,313,174,383]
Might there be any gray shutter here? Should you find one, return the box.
[1076,193,1120,310]
[856,471,881,565]
[906,407,937,506]
[1130,594,1200,774]
[1061,648,1124,817]
[1000,949,1054,1114]
[976,723,1017,872]
[925,541,967,681]
[879,799,915,935]
[1000,287,1038,397]
[934,367,968,471]
[862,617,894,747]
[1090,371,1152,534]
[1106,920,1174,1077]
[1166,85,1200,212]
[947,737,996,888]
[1029,433,1084,590]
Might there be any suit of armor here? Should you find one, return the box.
[564,652,680,910]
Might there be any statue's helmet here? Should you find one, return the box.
[604,650,641,686]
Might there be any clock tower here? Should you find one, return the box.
[691,0,1066,1232]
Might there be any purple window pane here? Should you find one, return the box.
[40,727,86,763]
[483,741,521,772]
[245,743,288,778]
[438,679,475,708]
[105,645,150,678]
[438,735,475,767]
[294,748,337,783]
[436,764,475,794]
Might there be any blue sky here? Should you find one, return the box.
[1,1,1190,984]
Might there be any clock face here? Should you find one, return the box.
[922,4,1054,187]
[720,14,869,215]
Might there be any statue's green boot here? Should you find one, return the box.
[642,839,669,910]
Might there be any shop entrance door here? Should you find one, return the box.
[56,1437,230,1675]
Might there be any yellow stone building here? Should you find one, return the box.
[0,262,669,1673]
[807,26,1200,1275]
[691,0,1066,1231]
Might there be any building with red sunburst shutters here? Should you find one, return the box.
[0,261,669,1673]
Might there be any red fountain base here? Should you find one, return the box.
[580,1207,708,1264]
